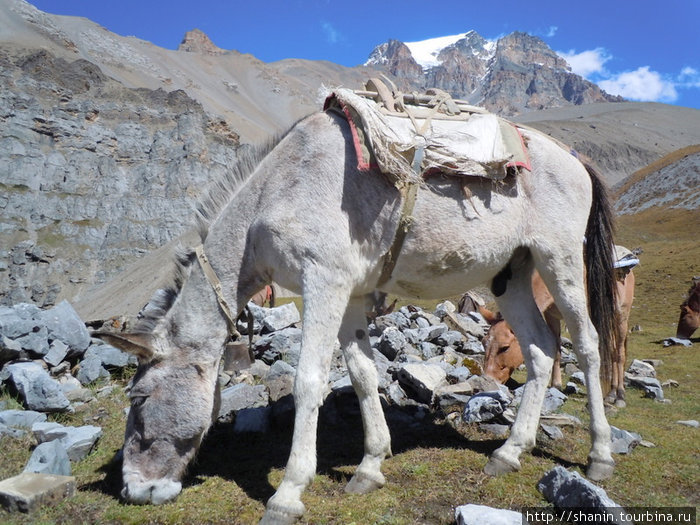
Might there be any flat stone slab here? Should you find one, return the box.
[0,472,76,513]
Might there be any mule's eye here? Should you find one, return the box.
[130,395,148,408]
[498,345,510,354]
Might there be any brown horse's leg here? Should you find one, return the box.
[544,309,562,389]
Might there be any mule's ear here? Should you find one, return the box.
[478,305,501,325]
[92,331,156,361]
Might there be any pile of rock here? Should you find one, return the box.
[0,300,134,481]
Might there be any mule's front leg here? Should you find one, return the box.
[340,296,392,494]
[261,285,350,525]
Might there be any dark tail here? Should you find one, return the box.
[584,163,618,394]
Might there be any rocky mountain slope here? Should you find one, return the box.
[1,0,699,317]
[366,30,621,115]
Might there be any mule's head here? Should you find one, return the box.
[482,318,523,384]
[98,330,221,504]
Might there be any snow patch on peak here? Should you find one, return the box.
[405,32,469,68]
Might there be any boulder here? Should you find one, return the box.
[5,362,71,412]
[233,406,271,433]
[43,340,69,368]
[0,409,47,429]
[513,386,567,414]
[377,327,407,360]
[253,327,302,365]
[610,426,642,454]
[75,353,110,385]
[261,302,301,333]
[537,466,628,523]
[455,504,524,525]
[218,383,269,422]
[38,300,91,356]
[627,376,664,400]
[0,472,76,513]
[626,359,656,378]
[24,440,71,476]
[463,390,512,423]
[396,363,447,404]
[32,422,103,461]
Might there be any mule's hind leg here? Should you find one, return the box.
[262,282,351,525]
[341,296,392,494]
[485,258,558,475]
[537,263,615,481]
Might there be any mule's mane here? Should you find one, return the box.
[132,133,290,334]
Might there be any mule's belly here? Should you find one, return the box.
[381,177,528,300]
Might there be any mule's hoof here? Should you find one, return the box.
[260,500,305,525]
[345,471,385,494]
[586,459,615,481]
[614,398,627,409]
[484,454,520,476]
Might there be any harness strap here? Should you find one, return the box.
[194,245,242,341]
[376,178,420,287]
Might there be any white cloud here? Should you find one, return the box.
[558,48,611,77]
[679,66,700,87]
[321,22,340,44]
[598,66,678,102]
[545,26,558,37]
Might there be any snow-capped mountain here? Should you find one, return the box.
[366,30,620,115]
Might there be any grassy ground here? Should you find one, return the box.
[1,207,698,524]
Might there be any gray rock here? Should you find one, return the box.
[0,335,23,362]
[627,376,664,400]
[570,370,586,385]
[397,363,447,404]
[15,326,50,357]
[463,390,512,423]
[75,353,110,385]
[261,302,300,333]
[418,341,440,359]
[448,366,473,383]
[38,300,90,356]
[265,359,296,380]
[513,386,567,414]
[0,472,76,513]
[233,406,271,433]
[537,466,629,523]
[24,440,71,476]
[479,423,510,438]
[218,383,269,422]
[539,413,583,427]
[676,420,699,428]
[0,422,26,438]
[662,337,692,347]
[455,504,524,525]
[626,359,656,378]
[377,327,407,360]
[84,343,131,368]
[435,330,464,347]
[5,362,71,412]
[374,311,411,333]
[434,300,456,319]
[563,382,580,395]
[32,422,102,461]
[0,409,47,429]
[540,423,564,440]
[43,340,69,367]
[610,426,642,454]
[253,327,302,365]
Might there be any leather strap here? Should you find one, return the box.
[195,245,241,341]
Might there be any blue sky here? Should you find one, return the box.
[30,0,700,109]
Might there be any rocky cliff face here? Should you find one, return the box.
[0,47,240,307]
[367,31,621,115]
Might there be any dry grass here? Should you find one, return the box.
[1,206,699,524]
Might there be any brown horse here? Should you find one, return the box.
[676,277,700,339]
[482,264,635,407]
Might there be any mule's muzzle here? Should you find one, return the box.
[122,471,182,505]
